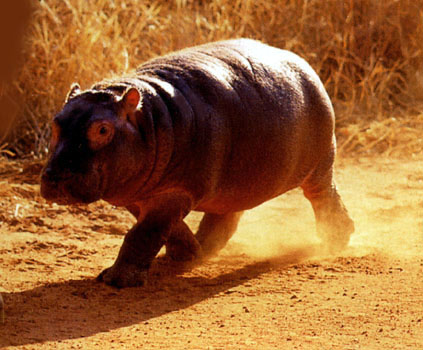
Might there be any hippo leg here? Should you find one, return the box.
[98,196,191,288]
[302,164,354,253]
[97,221,163,287]
[195,212,243,257]
[127,204,202,262]
[165,221,202,261]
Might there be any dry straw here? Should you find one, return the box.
[4,0,423,157]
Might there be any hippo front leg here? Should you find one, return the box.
[196,212,243,257]
[97,223,161,288]
[98,195,192,288]
[127,204,202,262]
[165,221,202,261]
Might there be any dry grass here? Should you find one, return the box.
[3,0,423,157]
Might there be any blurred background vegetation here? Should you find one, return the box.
[1,0,422,158]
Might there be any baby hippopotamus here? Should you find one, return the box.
[0,293,4,323]
[41,39,354,288]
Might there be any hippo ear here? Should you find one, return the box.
[120,87,141,114]
[65,83,81,102]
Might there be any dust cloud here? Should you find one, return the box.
[221,189,328,264]
[189,159,423,264]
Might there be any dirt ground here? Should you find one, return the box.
[0,156,422,349]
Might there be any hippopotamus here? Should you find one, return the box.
[41,38,354,288]
[0,293,4,324]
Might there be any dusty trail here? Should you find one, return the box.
[0,156,422,349]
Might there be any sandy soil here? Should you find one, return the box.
[0,156,422,349]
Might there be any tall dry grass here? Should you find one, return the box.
[4,0,423,157]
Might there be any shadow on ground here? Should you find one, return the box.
[0,247,314,348]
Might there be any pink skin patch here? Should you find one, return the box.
[87,120,115,151]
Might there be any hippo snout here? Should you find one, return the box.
[40,166,101,205]
[41,165,72,184]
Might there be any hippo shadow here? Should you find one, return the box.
[0,246,315,348]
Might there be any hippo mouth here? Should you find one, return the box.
[40,172,103,205]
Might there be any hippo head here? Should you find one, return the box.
[41,83,148,205]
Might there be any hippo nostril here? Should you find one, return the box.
[44,166,53,176]
[42,166,61,183]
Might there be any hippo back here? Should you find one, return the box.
[94,39,335,211]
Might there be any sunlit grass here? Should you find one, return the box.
[6,0,423,157]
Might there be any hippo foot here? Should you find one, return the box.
[97,263,148,288]
[164,221,203,262]
[320,214,355,254]
[165,245,202,262]
[165,238,202,262]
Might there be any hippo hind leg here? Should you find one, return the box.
[195,212,243,257]
[302,164,354,254]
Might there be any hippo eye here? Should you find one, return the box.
[87,121,115,150]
